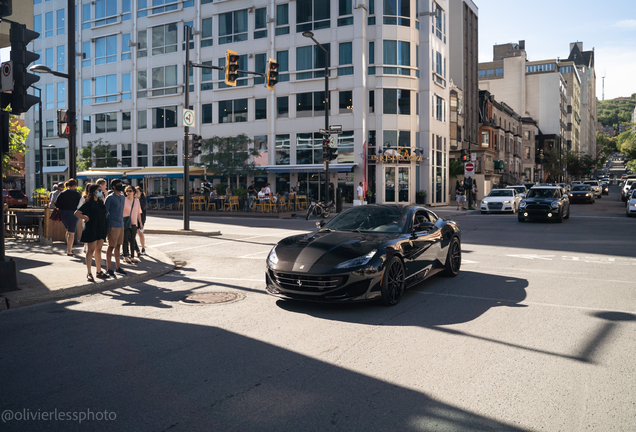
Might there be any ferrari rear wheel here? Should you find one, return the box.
[443,237,461,277]
[380,256,405,306]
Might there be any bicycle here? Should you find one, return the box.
[306,200,334,220]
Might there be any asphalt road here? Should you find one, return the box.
[1,185,635,431]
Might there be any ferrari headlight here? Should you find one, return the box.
[335,250,377,269]
[267,247,279,265]
[551,201,560,208]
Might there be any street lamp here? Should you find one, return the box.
[28,62,77,182]
[30,86,43,190]
[302,31,331,202]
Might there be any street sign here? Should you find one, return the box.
[319,128,343,135]
[183,109,195,127]
[328,136,336,146]
[1,61,13,92]
[471,152,477,161]
[464,162,475,178]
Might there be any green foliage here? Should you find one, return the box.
[199,133,265,182]
[620,131,636,161]
[449,160,464,179]
[77,138,120,171]
[596,132,618,156]
[233,187,248,198]
[2,113,30,179]
[597,94,636,128]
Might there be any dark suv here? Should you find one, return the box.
[518,187,570,223]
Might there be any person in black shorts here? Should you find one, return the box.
[75,184,108,281]
[135,186,147,255]
[55,179,81,256]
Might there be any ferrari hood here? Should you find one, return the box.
[273,231,396,273]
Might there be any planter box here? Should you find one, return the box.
[353,200,367,206]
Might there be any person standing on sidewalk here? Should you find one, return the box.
[122,186,143,264]
[456,180,467,211]
[357,182,364,202]
[135,186,147,255]
[55,179,82,256]
[104,179,127,277]
[75,184,108,281]
[48,184,59,209]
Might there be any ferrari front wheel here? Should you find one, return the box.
[380,256,405,306]
[443,237,461,277]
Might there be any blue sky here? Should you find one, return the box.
[476,0,636,100]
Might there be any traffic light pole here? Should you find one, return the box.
[324,54,330,203]
[67,0,76,179]
[183,25,191,230]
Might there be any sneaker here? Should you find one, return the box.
[107,269,116,278]
[96,271,109,279]
[115,268,127,276]
[141,248,146,255]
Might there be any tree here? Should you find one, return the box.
[1,113,30,179]
[199,133,264,185]
[596,132,617,156]
[77,138,119,171]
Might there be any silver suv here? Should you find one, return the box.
[583,180,602,198]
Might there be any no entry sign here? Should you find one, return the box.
[464,161,475,178]
[1,61,13,92]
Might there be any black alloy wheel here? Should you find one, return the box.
[380,256,406,306]
[443,237,461,277]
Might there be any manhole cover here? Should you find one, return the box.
[181,292,243,305]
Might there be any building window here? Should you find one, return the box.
[57,82,65,109]
[152,141,178,167]
[368,41,375,74]
[296,43,330,80]
[34,14,42,39]
[338,42,353,75]
[255,99,267,120]
[45,84,54,110]
[138,110,147,129]
[382,40,410,75]
[94,0,118,27]
[275,134,290,165]
[82,41,91,67]
[122,73,131,100]
[255,53,266,85]
[95,113,117,133]
[201,60,213,91]
[255,8,267,39]
[276,4,290,35]
[152,24,178,56]
[218,10,248,45]
[434,95,445,121]
[296,133,323,164]
[137,143,148,166]
[277,96,288,118]
[121,144,132,167]
[432,4,446,42]
[122,33,131,60]
[202,104,212,124]
[151,65,178,96]
[95,35,117,65]
[201,18,213,47]
[369,90,374,113]
[276,50,290,82]
[182,21,194,50]
[217,55,248,88]
[296,0,330,33]
[56,9,65,35]
[46,148,66,166]
[122,0,131,20]
[295,92,328,117]
[95,74,117,103]
[82,4,91,29]
[82,78,91,106]
[481,131,489,147]
[122,112,131,130]
[383,0,410,26]
[137,70,147,98]
[56,45,65,72]
[45,48,54,69]
[338,0,353,26]
[339,90,352,114]
[368,0,375,25]
[336,130,354,162]
[218,99,248,123]
[152,106,177,129]
[137,30,147,58]
[149,0,178,15]
[83,116,91,134]
[45,12,53,37]
[46,119,55,137]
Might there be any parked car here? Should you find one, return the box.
[583,180,602,198]
[621,179,636,201]
[481,189,522,214]
[2,189,28,208]
[568,184,595,204]
[626,190,636,217]
[266,204,461,306]
[506,185,528,199]
[518,186,570,223]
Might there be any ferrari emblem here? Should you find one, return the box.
[409,240,413,247]
[296,279,303,287]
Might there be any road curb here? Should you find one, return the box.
[0,249,176,310]
[143,229,222,236]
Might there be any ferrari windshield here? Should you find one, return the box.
[324,206,409,233]
[527,188,559,199]
[488,189,514,197]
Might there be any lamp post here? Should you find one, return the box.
[28,64,76,181]
[302,31,330,202]
[30,86,43,189]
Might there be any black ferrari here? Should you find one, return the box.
[266,205,461,305]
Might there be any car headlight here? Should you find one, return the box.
[503,200,511,204]
[335,250,377,269]
[569,193,573,196]
[482,200,488,204]
[585,193,590,197]
[267,247,279,265]
[519,201,527,208]
[551,201,560,208]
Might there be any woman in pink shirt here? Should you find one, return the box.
[122,185,144,264]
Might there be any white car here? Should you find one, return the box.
[583,180,602,198]
[481,189,522,214]
[627,190,636,217]
[622,179,636,201]
[506,185,528,199]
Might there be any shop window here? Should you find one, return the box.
[275,135,290,165]
[276,4,290,35]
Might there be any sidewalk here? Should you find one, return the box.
[1,240,175,310]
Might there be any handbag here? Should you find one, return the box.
[123,198,135,231]
[49,208,61,221]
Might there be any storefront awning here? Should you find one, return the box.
[43,166,68,174]
[126,167,206,179]
[261,163,357,174]
[76,169,136,179]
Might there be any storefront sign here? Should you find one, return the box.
[370,154,423,163]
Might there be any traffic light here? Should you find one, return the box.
[192,134,202,157]
[9,22,40,114]
[0,0,11,17]
[460,149,467,162]
[225,50,239,86]
[327,146,338,161]
[266,58,279,90]
[322,139,329,160]
[57,109,70,138]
